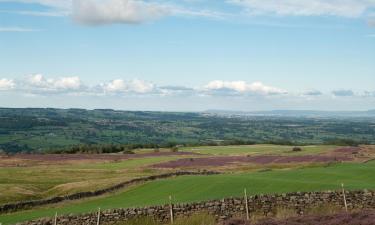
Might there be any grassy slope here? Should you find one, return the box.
[0,156,180,204]
[1,162,374,225]
[1,144,333,204]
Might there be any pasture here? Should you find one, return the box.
[0,144,374,224]
[1,161,375,224]
[0,155,186,204]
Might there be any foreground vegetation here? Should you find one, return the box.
[111,207,372,225]
[0,144,344,205]
[1,162,374,224]
[113,213,216,225]
[1,108,374,153]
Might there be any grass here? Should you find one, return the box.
[181,145,338,156]
[1,162,374,225]
[73,156,181,170]
[0,144,338,205]
[113,217,160,225]
[0,156,181,204]
[112,213,216,225]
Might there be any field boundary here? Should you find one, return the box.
[16,189,375,225]
[0,171,220,214]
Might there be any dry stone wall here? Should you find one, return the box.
[17,190,375,225]
[0,171,219,214]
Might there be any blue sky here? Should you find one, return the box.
[0,0,375,111]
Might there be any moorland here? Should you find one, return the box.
[0,108,375,225]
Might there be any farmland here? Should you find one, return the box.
[0,144,375,224]
[1,109,375,224]
[1,144,373,205]
[1,108,375,153]
[1,161,375,224]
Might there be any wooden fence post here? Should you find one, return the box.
[54,212,57,225]
[97,207,101,225]
[169,195,174,224]
[244,188,249,220]
[341,183,348,212]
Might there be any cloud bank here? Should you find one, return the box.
[100,79,155,94]
[4,0,375,25]
[0,78,15,90]
[204,80,287,95]
[0,75,373,100]
[0,74,289,97]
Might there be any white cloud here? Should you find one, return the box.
[71,0,224,25]
[25,74,83,92]
[229,0,375,17]
[2,0,223,25]
[72,0,171,25]
[101,79,155,94]
[204,80,287,95]
[0,78,15,90]
[5,75,375,102]
[54,76,82,90]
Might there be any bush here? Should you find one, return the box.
[292,147,302,152]
[171,146,179,152]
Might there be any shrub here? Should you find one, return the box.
[171,146,179,152]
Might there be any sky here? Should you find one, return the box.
[0,0,375,111]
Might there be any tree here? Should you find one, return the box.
[171,146,179,152]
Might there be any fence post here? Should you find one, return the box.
[97,207,101,225]
[169,195,174,224]
[244,188,249,220]
[54,212,57,225]
[341,183,348,212]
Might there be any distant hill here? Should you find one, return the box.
[205,110,375,118]
[0,108,375,153]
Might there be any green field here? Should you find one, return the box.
[1,162,374,225]
[0,144,341,205]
